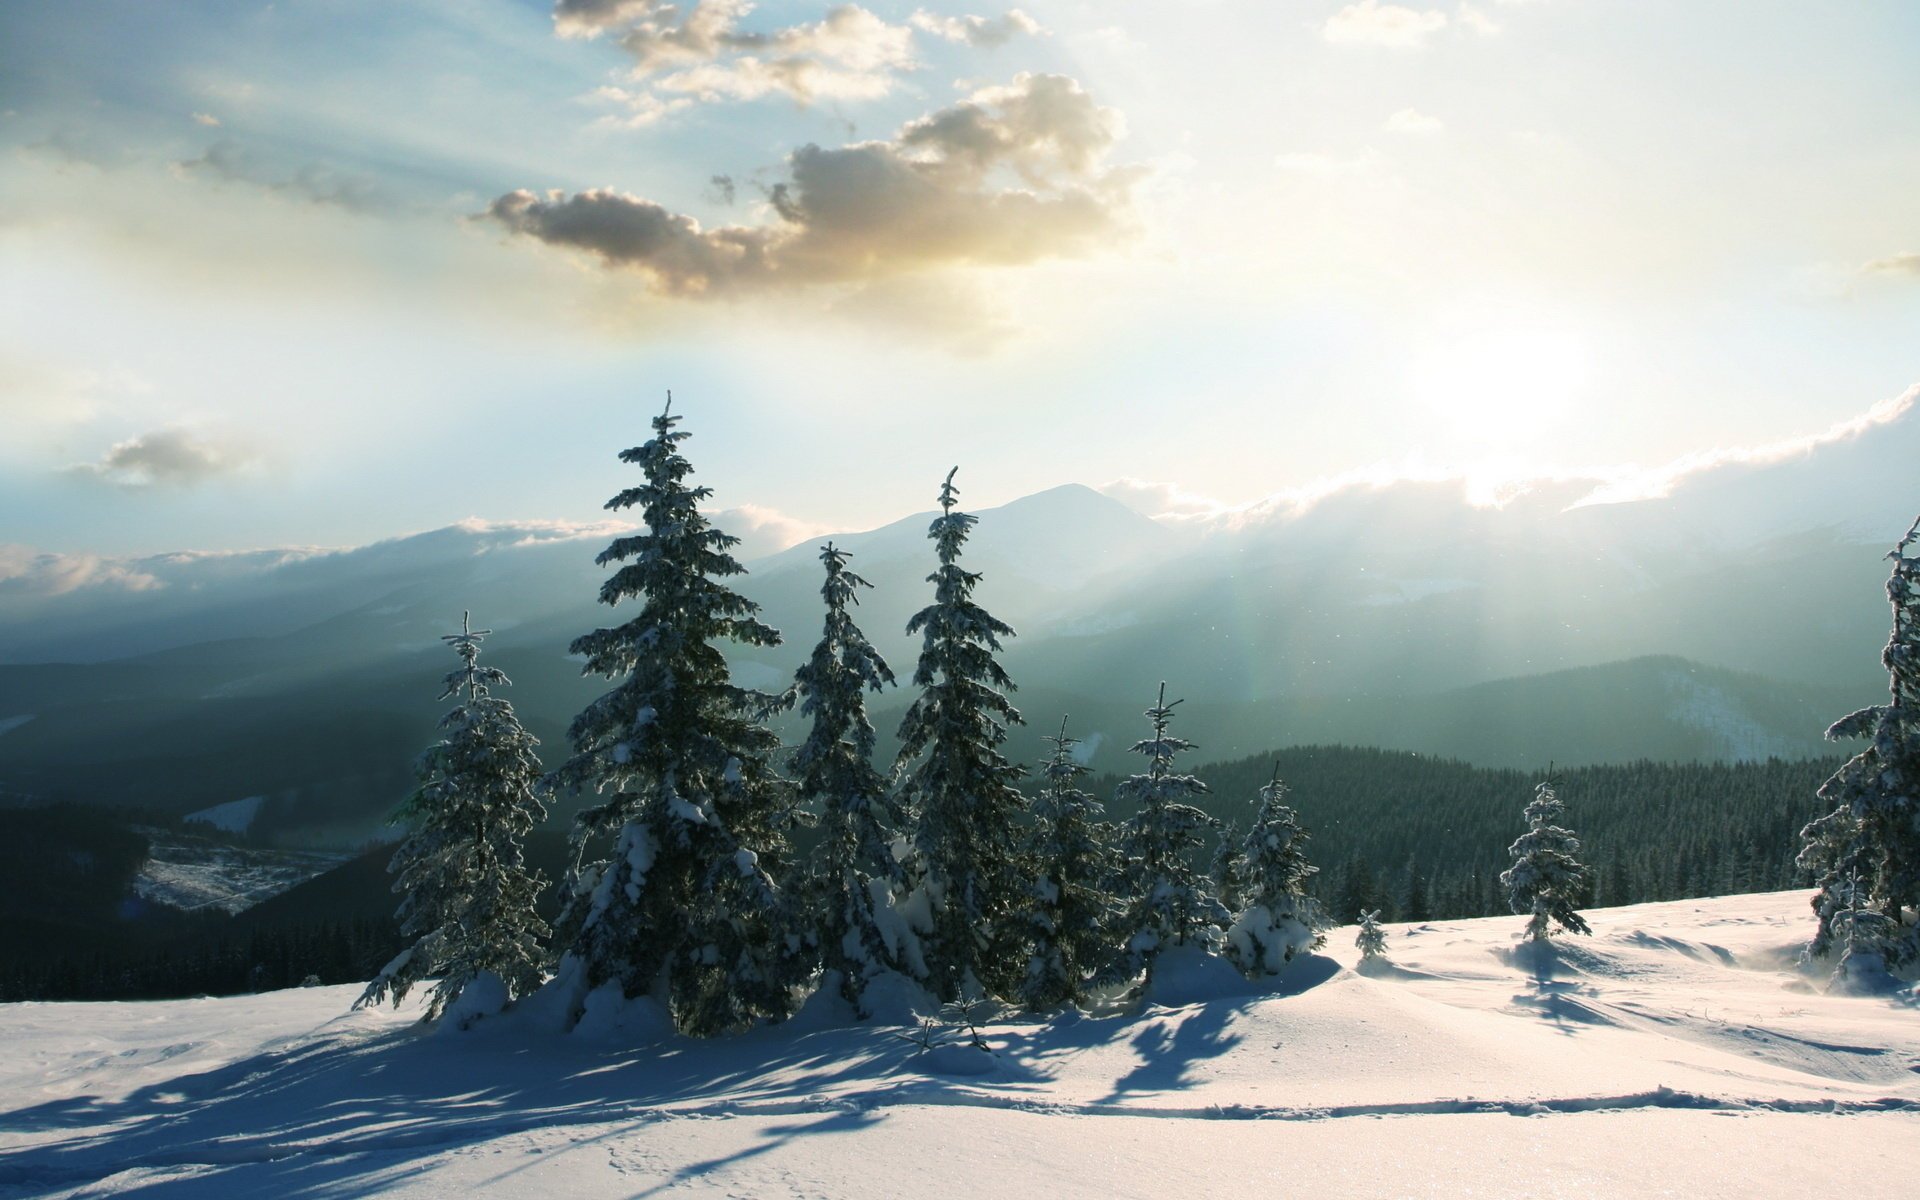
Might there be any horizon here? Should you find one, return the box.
[5,1,1919,558]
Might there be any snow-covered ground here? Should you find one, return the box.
[130,830,347,914]
[1,891,1915,1198]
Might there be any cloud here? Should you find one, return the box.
[715,503,831,558]
[484,73,1138,299]
[0,546,163,597]
[67,429,254,489]
[1322,1,1449,48]
[1573,384,1919,507]
[910,9,1044,48]
[560,1,918,114]
[1863,251,1920,277]
[1097,478,1228,522]
[174,141,390,213]
[191,111,222,127]
[1383,107,1445,135]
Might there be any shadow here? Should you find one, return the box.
[0,950,1352,1196]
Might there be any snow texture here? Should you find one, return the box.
[3,892,1916,1198]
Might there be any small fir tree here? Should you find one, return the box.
[1355,910,1388,961]
[789,543,908,1011]
[358,613,549,1022]
[1500,774,1592,942]
[1799,515,1920,971]
[1224,764,1325,976]
[1111,684,1229,981]
[1021,718,1119,1010]
[546,398,801,1036]
[895,468,1029,1002]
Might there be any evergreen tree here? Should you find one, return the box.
[1210,818,1247,913]
[1799,515,1920,971]
[1021,718,1119,1010]
[1111,684,1229,981]
[789,543,907,1012]
[895,468,1028,1002]
[546,399,801,1036]
[1500,775,1592,942]
[1224,764,1325,976]
[1400,857,1431,923]
[1355,909,1387,961]
[358,613,549,1022]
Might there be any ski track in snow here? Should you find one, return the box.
[2,891,1917,1198]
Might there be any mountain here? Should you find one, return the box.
[0,389,1913,844]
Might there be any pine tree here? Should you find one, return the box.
[790,543,907,1012]
[894,468,1029,1002]
[1355,910,1388,962]
[1400,857,1431,923]
[1021,718,1119,1010]
[1209,818,1246,913]
[1500,775,1592,942]
[1110,684,1229,982]
[357,613,549,1023]
[546,398,801,1036]
[1224,764,1325,976]
[1799,515,1920,971]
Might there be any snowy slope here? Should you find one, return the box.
[2,891,1915,1198]
[130,829,349,914]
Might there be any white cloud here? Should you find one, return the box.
[715,503,832,558]
[1863,251,1920,277]
[558,1,919,113]
[1322,1,1449,48]
[0,546,163,596]
[1383,107,1445,135]
[1573,384,1919,506]
[486,73,1140,309]
[67,429,254,489]
[909,9,1044,49]
[1097,478,1227,522]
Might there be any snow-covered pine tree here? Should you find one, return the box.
[1224,764,1325,977]
[545,398,802,1037]
[790,542,910,1012]
[1209,818,1246,913]
[1798,515,1920,972]
[1355,910,1387,961]
[357,613,549,1023]
[1500,774,1592,942]
[895,468,1029,1002]
[1110,684,1229,982]
[1021,717,1119,1010]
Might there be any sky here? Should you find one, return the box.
[1,0,1917,556]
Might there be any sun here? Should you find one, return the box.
[1409,324,1592,446]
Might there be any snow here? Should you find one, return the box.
[182,795,266,834]
[130,830,347,914]
[0,714,35,738]
[3,891,1917,1198]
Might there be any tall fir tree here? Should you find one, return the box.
[546,398,801,1036]
[789,543,908,1011]
[1500,775,1592,942]
[1799,515,1920,972]
[358,613,549,1023]
[1111,684,1229,981]
[895,468,1029,1002]
[1021,718,1119,1010]
[1224,764,1325,976]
